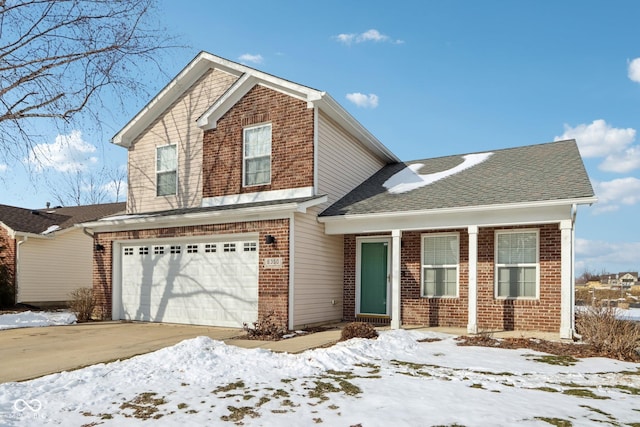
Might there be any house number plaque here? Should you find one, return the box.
[263,257,283,269]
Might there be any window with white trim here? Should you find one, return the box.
[422,233,459,297]
[156,144,177,196]
[495,230,539,298]
[243,124,271,186]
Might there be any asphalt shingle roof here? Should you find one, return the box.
[320,140,595,217]
[0,202,126,234]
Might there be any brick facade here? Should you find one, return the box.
[202,85,314,198]
[93,219,290,324]
[344,223,562,332]
[0,226,16,292]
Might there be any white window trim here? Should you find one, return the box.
[421,232,460,298]
[242,123,272,187]
[155,143,178,197]
[494,228,540,300]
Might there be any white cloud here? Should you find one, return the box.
[592,177,640,213]
[238,53,263,65]
[600,146,640,173]
[575,238,640,273]
[628,57,640,83]
[334,29,402,45]
[555,119,636,158]
[0,164,7,173]
[26,130,98,173]
[346,92,379,108]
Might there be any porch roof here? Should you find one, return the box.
[320,140,595,218]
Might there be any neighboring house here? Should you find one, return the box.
[81,52,596,338]
[601,272,638,288]
[0,203,125,306]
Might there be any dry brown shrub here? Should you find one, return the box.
[339,322,378,341]
[68,287,95,322]
[243,310,288,340]
[576,306,640,362]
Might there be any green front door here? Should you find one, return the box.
[360,242,388,314]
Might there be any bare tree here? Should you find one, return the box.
[50,164,126,206]
[0,0,178,165]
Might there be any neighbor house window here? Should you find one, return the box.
[243,124,271,186]
[156,144,177,196]
[422,233,459,297]
[495,230,539,298]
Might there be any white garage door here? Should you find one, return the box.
[120,237,258,328]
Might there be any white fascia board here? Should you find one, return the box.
[78,201,323,233]
[202,187,315,207]
[315,93,399,163]
[320,198,596,235]
[112,52,246,147]
[13,231,53,240]
[197,75,323,130]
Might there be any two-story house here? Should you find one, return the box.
[82,52,596,339]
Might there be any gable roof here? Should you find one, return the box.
[320,140,596,218]
[111,51,398,162]
[0,202,126,236]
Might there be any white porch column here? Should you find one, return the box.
[467,225,479,334]
[560,220,574,339]
[390,229,402,329]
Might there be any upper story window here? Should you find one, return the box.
[422,233,459,298]
[156,144,177,196]
[495,230,539,299]
[243,124,271,186]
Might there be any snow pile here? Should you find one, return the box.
[0,311,76,330]
[0,329,638,426]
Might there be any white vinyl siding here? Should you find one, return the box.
[156,144,177,196]
[243,124,272,186]
[127,69,238,213]
[16,229,93,303]
[317,111,386,208]
[293,208,343,327]
[495,230,539,299]
[422,233,459,297]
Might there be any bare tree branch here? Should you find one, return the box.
[0,0,182,165]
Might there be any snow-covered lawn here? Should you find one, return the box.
[1,330,638,426]
[0,311,76,330]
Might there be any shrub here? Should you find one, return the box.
[576,306,640,362]
[68,287,95,322]
[339,322,378,341]
[243,310,288,340]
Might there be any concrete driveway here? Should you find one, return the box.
[0,321,242,383]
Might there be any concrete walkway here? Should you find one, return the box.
[0,321,560,383]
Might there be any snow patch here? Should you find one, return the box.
[0,311,76,330]
[41,225,60,235]
[384,152,493,194]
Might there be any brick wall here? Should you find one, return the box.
[93,218,290,325]
[0,227,16,293]
[343,223,563,332]
[202,85,314,198]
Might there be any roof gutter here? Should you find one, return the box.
[318,196,598,223]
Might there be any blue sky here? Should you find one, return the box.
[1,0,639,274]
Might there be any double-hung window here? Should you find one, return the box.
[422,233,459,297]
[495,230,538,298]
[243,124,271,186]
[156,144,177,196]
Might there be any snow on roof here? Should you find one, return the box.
[383,152,493,194]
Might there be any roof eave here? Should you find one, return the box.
[78,196,327,232]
